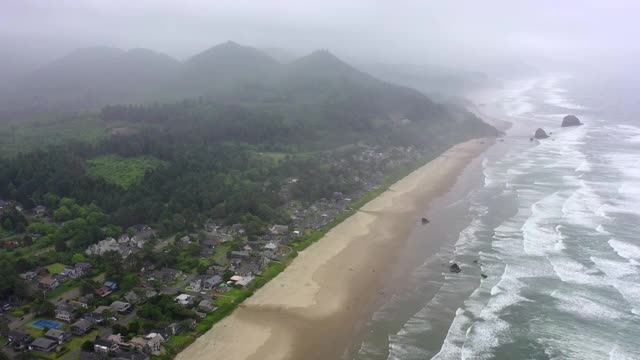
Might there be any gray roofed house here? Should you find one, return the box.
[230,250,250,258]
[94,338,120,354]
[30,337,58,352]
[33,205,48,214]
[110,300,133,314]
[198,299,217,312]
[123,291,141,304]
[203,275,222,290]
[45,328,71,344]
[71,318,93,335]
[270,224,289,235]
[8,330,32,347]
[55,303,79,322]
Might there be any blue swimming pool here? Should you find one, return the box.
[31,319,63,329]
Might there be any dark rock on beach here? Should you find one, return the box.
[481,273,488,279]
[449,263,462,273]
[534,128,549,139]
[561,114,582,127]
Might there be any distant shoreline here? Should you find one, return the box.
[175,136,496,360]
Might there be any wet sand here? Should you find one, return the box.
[176,137,495,360]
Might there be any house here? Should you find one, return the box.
[33,205,47,215]
[55,303,78,322]
[55,272,70,283]
[94,338,120,354]
[44,328,71,344]
[110,301,132,314]
[123,290,141,304]
[243,244,253,252]
[264,242,278,251]
[166,322,182,336]
[95,286,112,297]
[8,330,32,348]
[198,300,217,312]
[19,271,37,281]
[203,275,222,290]
[187,278,202,292]
[230,250,250,258]
[174,294,193,306]
[108,334,128,346]
[30,337,58,352]
[70,298,90,309]
[35,266,50,276]
[84,312,106,326]
[71,318,93,335]
[201,239,216,248]
[75,262,92,273]
[60,267,80,279]
[104,281,118,291]
[235,275,255,288]
[38,277,60,290]
[129,333,165,355]
[144,289,158,299]
[178,236,191,246]
[94,305,113,315]
[154,268,180,282]
[270,224,289,235]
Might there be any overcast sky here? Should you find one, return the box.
[2,0,638,72]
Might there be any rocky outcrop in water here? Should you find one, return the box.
[534,128,549,139]
[449,263,462,273]
[421,217,430,225]
[562,115,582,127]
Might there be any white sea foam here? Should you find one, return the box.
[608,239,640,261]
[551,289,627,320]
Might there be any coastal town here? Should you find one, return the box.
[0,143,431,360]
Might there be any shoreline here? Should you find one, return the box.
[175,136,496,360]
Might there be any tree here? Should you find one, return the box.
[112,324,127,335]
[71,253,86,264]
[54,238,68,252]
[53,206,73,222]
[128,320,140,335]
[197,263,208,275]
[36,300,56,317]
[81,340,94,352]
[22,235,33,246]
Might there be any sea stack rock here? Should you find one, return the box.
[561,115,582,127]
[449,263,462,273]
[421,217,430,225]
[534,128,549,139]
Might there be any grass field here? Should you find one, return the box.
[46,263,66,274]
[86,155,167,189]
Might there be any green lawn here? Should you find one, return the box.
[46,280,79,300]
[86,155,167,189]
[46,263,66,274]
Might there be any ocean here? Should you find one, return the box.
[352,74,640,360]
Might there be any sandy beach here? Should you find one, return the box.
[176,137,495,360]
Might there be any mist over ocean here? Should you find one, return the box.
[353,74,640,360]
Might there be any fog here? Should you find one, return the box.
[2,0,639,75]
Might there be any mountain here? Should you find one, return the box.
[1,42,497,145]
[181,41,282,98]
[260,47,298,64]
[4,46,180,111]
